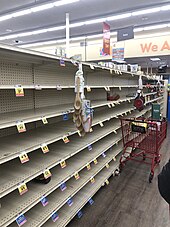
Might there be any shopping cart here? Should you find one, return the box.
[120,117,167,183]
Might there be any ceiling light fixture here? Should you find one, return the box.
[150,58,161,61]
[132,7,161,16]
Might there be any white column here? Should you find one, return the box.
[66,13,70,58]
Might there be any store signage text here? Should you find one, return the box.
[140,41,170,53]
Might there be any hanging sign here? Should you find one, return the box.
[106,163,110,169]
[74,172,80,180]
[63,113,69,121]
[40,195,49,207]
[102,152,106,158]
[90,177,95,184]
[41,144,49,153]
[60,160,67,168]
[105,179,110,185]
[77,210,83,218]
[16,213,27,227]
[67,197,73,206]
[51,211,59,222]
[15,85,24,97]
[63,136,70,144]
[43,169,52,179]
[60,182,67,191]
[19,152,29,164]
[89,198,94,205]
[16,121,26,133]
[60,59,65,66]
[86,163,91,170]
[103,22,110,55]
[41,116,48,124]
[93,158,98,165]
[18,182,28,195]
[88,144,93,151]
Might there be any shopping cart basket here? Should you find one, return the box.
[120,117,167,183]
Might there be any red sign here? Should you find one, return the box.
[140,41,170,53]
[103,22,110,55]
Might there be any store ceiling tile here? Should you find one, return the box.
[0,0,169,45]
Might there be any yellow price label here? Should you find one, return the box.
[43,169,52,179]
[74,172,80,180]
[106,163,110,169]
[41,144,49,153]
[16,121,26,133]
[93,158,98,165]
[63,136,70,144]
[18,182,28,195]
[15,85,24,97]
[86,86,91,92]
[60,160,66,168]
[90,177,95,184]
[86,163,91,170]
[19,152,29,164]
[41,116,48,124]
[105,179,109,185]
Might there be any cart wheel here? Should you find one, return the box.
[149,172,154,183]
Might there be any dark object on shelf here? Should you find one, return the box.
[107,92,120,101]
[34,174,51,184]
[157,65,167,74]
[134,91,145,111]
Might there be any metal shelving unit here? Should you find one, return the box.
[0,44,166,227]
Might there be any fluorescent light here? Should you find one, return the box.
[70,22,85,28]
[161,5,170,11]
[143,24,168,31]
[47,26,66,31]
[0,15,12,21]
[150,58,161,61]
[84,18,106,25]
[134,27,144,32]
[11,9,32,17]
[107,13,132,21]
[30,3,54,12]
[132,7,160,16]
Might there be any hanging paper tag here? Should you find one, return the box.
[108,103,112,108]
[90,128,93,132]
[86,163,91,170]
[110,69,113,74]
[113,130,117,134]
[60,182,67,191]
[67,197,73,206]
[88,144,92,151]
[119,86,122,91]
[77,210,83,219]
[34,85,42,90]
[99,121,104,127]
[105,179,109,185]
[19,152,29,164]
[102,152,106,158]
[77,130,82,137]
[107,87,110,91]
[111,103,115,107]
[90,64,95,70]
[60,160,66,168]
[90,177,95,184]
[63,136,70,143]
[56,85,62,90]
[43,169,52,179]
[41,116,48,124]
[41,144,49,153]
[40,195,48,207]
[16,121,26,133]
[15,85,24,97]
[113,157,116,161]
[89,198,94,205]
[93,158,98,165]
[60,59,65,67]
[106,163,110,169]
[74,172,80,180]
[18,182,28,195]
[51,211,59,222]
[16,213,27,227]
[63,113,69,121]
[86,86,91,92]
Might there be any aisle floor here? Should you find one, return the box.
[68,124,170,227]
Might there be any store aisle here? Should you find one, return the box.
[68,124,170,227]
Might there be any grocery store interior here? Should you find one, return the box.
[0,1,170,227]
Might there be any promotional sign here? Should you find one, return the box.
[112,48,124,61]
[60,182,67,191]
[18,182,28,195]
[40,195,49,207]
[19,152,29,164]
[103,22,110,55]
[51,211,59,222]
[16,214,27,226]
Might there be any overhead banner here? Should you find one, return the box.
[103,22,110,55]
[117,26,134,41]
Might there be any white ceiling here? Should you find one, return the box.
[0,0,169,46]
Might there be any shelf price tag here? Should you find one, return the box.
[63,136,70,143]
[111,103,115,107]
[60,160,67,168]
[89,198,94,205]
[93,158,98,165]
[77,210,83,219]
[74,172,80,180]
[56,85,62,90]
[106,163,110,169]
[41,116,48,124]
[40,195,48,207]
[67,197,73,206]
[86,163,91,170]
[99,121,104,127]
[119,86,122,91]
[88,144,92,151]
[90,64,95,70]
[86,86,91,92]
[51,211,59,222]
[34,84,42,90]
[90,177,95,184]
[107,103,112,108]
[60,182,67,191]
[105,179,109,185]
[63,113,69,121]
[41,144,49,154]
[77,130,82,137]
[19,152,29,164]
[110,69,113,74]
[15,85,24,97]
[16,213,27,227]
[89,128,93,133]
[60,59,65,67]
[102,152,106,158]
[18,182,28,195]
[43,169,52,179]
[16,121,26,133]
